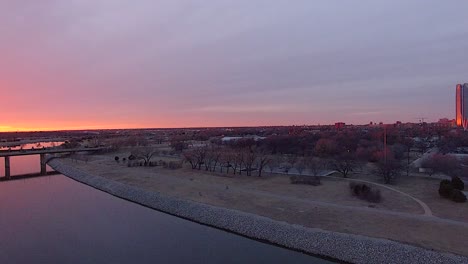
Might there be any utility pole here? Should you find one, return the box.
[384,125,387,165]
[415,117,428,124]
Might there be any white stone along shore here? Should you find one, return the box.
[48,159,468,264]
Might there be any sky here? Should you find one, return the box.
[1,0,468,131]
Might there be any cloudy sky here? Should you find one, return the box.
[1,0,467,131]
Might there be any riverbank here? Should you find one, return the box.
[0,138,65,148]
[48,158,468,264]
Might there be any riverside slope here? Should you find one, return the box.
[48,159,468,264]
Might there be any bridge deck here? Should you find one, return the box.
[0,148,104,157]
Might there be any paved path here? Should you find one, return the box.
[274,170,434,216]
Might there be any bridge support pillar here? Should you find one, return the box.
[40,154,47,176]
[5,156,10,179]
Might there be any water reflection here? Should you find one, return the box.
[0,141,63,151]
[0,176,332,264]
[0,142,62,177]
[0,155,54,177]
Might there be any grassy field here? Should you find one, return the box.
[63,150,468,257]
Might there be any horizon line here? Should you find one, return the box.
[0,120,454,133]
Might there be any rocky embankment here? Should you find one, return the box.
[48,159,468,264]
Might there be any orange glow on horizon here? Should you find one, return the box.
[0,125,120,132]
[0,123,169,132]
[0,116,225,132]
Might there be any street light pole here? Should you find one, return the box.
[384,125,387,165]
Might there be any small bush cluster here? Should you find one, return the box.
[164,161,183,170]
[148,161,159,167]
[349,182,382,203]
[127,161,144,167]
[439,180,452,198]
[127,161,159,167]
[290,175,321,186]
[126,159,181,170]
[439,177,466,203]
[452,177,465,191]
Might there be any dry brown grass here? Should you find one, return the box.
[60,152,468,257]
[345,166,468,223]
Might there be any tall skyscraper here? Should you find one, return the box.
[456,83,468,127]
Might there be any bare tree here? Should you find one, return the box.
[204,146,222,172]
[376,157,403,184]
[330,153,356,178]
[421,153,461,177]
[295,157,306,175]
[232,149,244,175]
[307,157,323,176]
[132,146,158,165]
[280,155,297,174]
[183,150,198,169]
[267,155,280,175]
[193,146,207,170]
[209,147,222,172]
[220,150,234,174]
[401,137,414,177]
[204,149,213,171]
[256,150,271,177]
[243,148,257,176]
[286,154,298,169]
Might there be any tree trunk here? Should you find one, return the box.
[406,148,410,177]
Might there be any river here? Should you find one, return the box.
[0,148,333,263]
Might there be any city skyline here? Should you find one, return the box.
[1,1,468,131]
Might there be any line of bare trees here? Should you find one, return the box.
[182,144,334,178]
[183,145,273,177]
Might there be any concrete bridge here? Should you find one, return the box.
[0,147,104,180]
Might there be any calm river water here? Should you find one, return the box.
[0,155,333,263]
[0,142,63,177]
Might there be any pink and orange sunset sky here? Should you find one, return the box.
[1,1,468,132]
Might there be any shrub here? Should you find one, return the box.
[450,189,467,203]
[439,180,453,198]
[167,161,182,170]
[439,179,467,203]
[452,176,465,191]
[114,156,119,162]
[290,175,321,186]
[349,182,382,203]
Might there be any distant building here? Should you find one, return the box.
[456,83,468,127]
[334,122,345,129]
[436,118,455,127]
